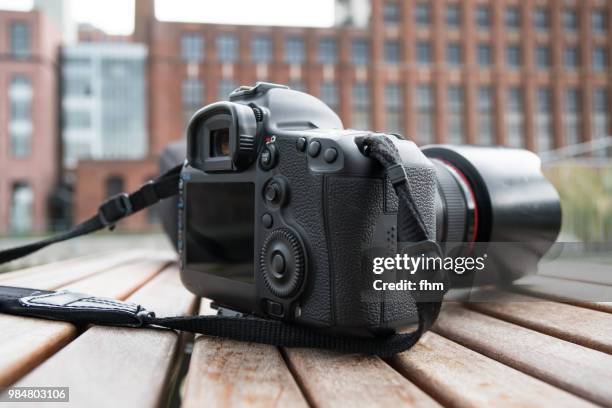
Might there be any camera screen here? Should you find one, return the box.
[184,182,254,283]
[210,128,231,157]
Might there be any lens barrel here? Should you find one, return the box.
[423,145,562,284]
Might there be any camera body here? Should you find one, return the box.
[179,83,437,335]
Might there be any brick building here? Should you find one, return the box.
[0,9,60,235]
[72,0,612,230]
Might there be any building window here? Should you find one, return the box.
[446,4,461,28]
[592,10,607,34]
[506,45,521,68]
[285,37,305,64]
[564,10,578,32]
[476,6,491,29]
[478,86,494,145]
[181,34,204,62]
[352,83,370,129]
[506,87,524,147]
[447,86,464,144]
[416,85,435,144]
[64,111,91,129]
[10,182,33,234]
[319,38,337,64]
[477,44,492,67]
[593,88,608,139]
[218,80,237,100]
[416,41,431,66]
[64,77,92,97]
[217,34,238,63]
[351,39,369,65]
[535,88,553,151]
[447,43,462,67]
[384,2,400,25]
[536,46,550,69]
[564,88,581,145]
[506,7,521,30]
[106,176,124,200]
[252,36,272,63]
[182,79,203,124]
[592,47,607,72]
[10,22,30,58]
[385,84,403,134]
[9,75,32,157]
[320,82,338,110]
[415,3,431,27]
[533,8,549,32]
[384,41,401,64]
[564,47,579,70]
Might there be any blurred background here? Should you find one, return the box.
[0,0,611,269]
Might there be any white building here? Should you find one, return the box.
[61,43,148,168]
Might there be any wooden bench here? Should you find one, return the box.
[0,250,611,407]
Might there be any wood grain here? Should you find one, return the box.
[434,304,612,406]
[466,291,612,354]
[390,332,595,408]
[13,265,197,408]
[0,250,150,289]
[513,275,612,313]
[284,347,440,408]
[0,256,168,388]
[182,302,307,408]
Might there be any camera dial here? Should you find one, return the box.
[260,228,305,298]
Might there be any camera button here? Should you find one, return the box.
[323,147,338,163]
[265,299,284,317]
[265,182,281,203]
[308,140,321,157]
[262,213,273,228]
[259,144,278,170]
[271,252,286,277]
[296,137,307,152]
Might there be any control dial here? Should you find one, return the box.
[260,228,305,298]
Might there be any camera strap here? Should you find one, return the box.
[0,134,446,356]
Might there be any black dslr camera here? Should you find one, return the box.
[170,82,561,337]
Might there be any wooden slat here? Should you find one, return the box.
[13,265,197,408]
[390,332,595,408]
[182,302,307,408]
[433,304,612,407]
[284,348,440,407]
[539,260,612,286]
[0,250,150,289]
[466,291,612,354]
[0,255,169,388]
[0,252,105,281]
[514,275,612,313]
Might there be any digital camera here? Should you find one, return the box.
[167,82,561,337]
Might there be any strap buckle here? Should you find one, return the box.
[98,193,133,228]
[387,163,408,187]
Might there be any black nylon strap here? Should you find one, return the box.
[0,164,182,264]
[0,134,446,356]
[0,285,440,357]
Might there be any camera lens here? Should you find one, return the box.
[210,128,231,157]
[422,145,561,284]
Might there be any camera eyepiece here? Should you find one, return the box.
[186,101,260,172]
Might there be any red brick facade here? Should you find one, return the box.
[0,10,60,235]
[71,0,612,231]
[74,159,159,230]
[135,0,612,153]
